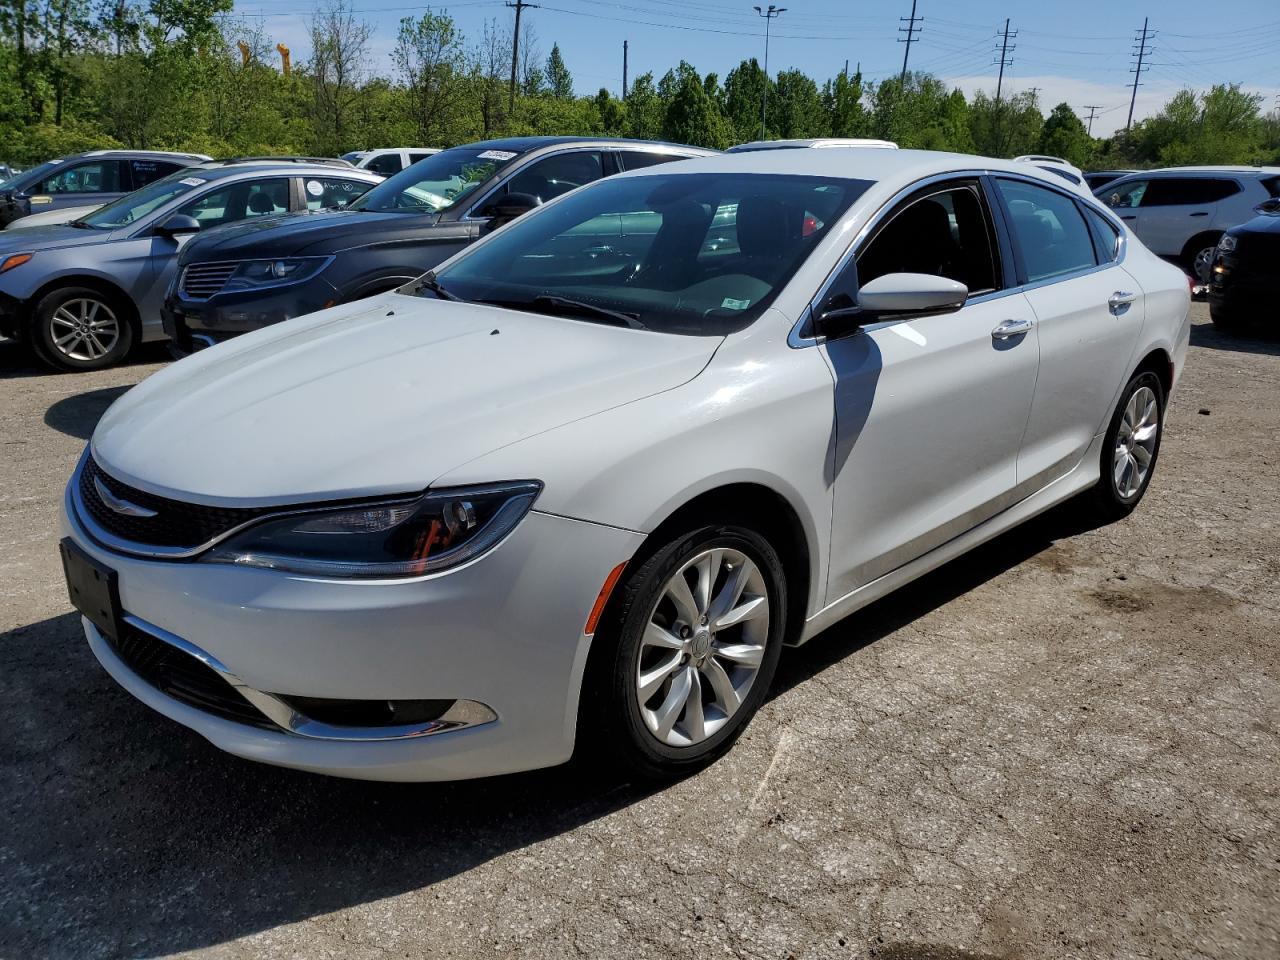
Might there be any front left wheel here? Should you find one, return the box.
[585,523,787,780]
[30,286,134,371]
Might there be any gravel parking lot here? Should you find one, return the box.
[2,303,1277,960]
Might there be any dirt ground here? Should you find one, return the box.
[1,303,1277,960]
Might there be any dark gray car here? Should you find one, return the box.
[0,160,382,370]
[0,150,211,228]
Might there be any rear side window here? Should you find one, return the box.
[1261,176,1280,198]
[408,152,434,165]
[36,160,124,194]
[1083,206,1122,262]
[178,178,290,228]
[365,153,404,176]
[303,176,369,210]
[130,159,182,188]
[995,178,1097,282]
[619,151,684,171]
[1142,177,1240,206]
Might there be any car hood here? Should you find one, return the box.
[182,208,442,260]
[0,222,107,251]
[92,293,720,505]
[6,204,101,229]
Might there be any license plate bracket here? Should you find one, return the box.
[60,538,123,640]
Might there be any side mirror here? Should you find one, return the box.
[157,214,201,238]
[816,272,968,339]
[478,192,540,226]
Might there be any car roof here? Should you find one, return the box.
[1141,166,1280,176]
[448,136,714,154]
[78,149,212,161]
[630,147,1083,189]
[185,161,382,180]
[729,138,899,152]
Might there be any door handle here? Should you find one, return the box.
[1120,214,1136,220]
[1189,211,1209,217]
[991,318,1034,340]
[1108,290,1137,315]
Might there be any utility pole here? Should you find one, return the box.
[993,18,1016,104]
[507,0,539,113]
[1127,17,1153,132]
[622,40,628,99]
[753,5,785,139]
[897,0,922,89]
[1082,104,1102,136]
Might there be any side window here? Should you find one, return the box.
[366,153,403,176]
[504,151,604,203]
[178,178,289,228]
[37,160,124,195]
[618,150,683,171]
[407,152,434,165]
[1262,176,1280,199]
[1142,177,1240,206]
[1084,206,1122,263]
[130,159,181,189]
[995,178,1097,282]
[1102,179,1147,209]
[303,176,369,211]
[855,183,1001,295]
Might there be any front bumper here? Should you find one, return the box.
[163,275,340,354]
[62,478,644,781]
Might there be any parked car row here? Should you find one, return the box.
[1089,165,1280,305]
[59,145,1192,781]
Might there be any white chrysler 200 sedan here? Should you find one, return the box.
[60,149,1191,781]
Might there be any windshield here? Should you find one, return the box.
[341,151,365,163]
[431,172,871,336]
[80,169,209,229]
[352,146,524,213]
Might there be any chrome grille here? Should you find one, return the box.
[179,262,238,299]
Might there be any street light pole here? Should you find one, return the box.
[753,5,785,140]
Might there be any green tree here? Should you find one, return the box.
[623,70,664,140]
[307,0,371,154]
[772,68,824,139]
[823,66,866,138]
[1038,102,1093,166]
[545,42,571,99]
[393,10,465,146]
[968,88,1042,157]
[722,58,770,141]
[660,61,732,149]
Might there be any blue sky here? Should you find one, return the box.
[233,0,1280,137]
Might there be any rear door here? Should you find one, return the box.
[1137,177,1238,256]
[993,176,1145,488]
[127,158,185,190]
[30,158,127,213]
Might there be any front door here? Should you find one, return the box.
[821,179,1040,602]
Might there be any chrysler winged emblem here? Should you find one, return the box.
[94,476,158,518]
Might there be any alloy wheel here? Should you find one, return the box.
[635,547,770,747]
[49,298,120,362]
[1193,246,1216,284]
[1113,385,1159,499]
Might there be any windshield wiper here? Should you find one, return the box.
[413,272,462,302]
[523,295,647,330]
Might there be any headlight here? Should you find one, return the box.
[203,481,541,578]
[1216,234,1236,253]
[222,256,331,291]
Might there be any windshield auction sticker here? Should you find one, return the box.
[306,180,324,197]
[178,177,207,187]
[477,150,518,161]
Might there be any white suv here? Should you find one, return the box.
[1096,166,1280,280]
[341,147,440,176]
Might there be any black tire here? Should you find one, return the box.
[29,285,135,371]
[583,522,787,780]
[1209,303,1241,330]
[1180,232,1221,285]
[1077,370,1165,523]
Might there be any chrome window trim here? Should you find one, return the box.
[114,613,498,742]
[788,168,1129,348]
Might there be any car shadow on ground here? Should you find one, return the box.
[1188,318,1280,357]
[1,501,1102,958]
[0,337,170,381]
[43,385,132,440]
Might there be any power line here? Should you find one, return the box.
[1127,16,1154,131]
[993,17,1016,103]
[897,0,922,87]
[506,0,538,112]
[753,4,785,139]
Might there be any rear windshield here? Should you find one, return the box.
[351,146,525,214]
[432,172,872,336]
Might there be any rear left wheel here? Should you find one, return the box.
[585,523,786,780]
[1077,370,1164,523]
